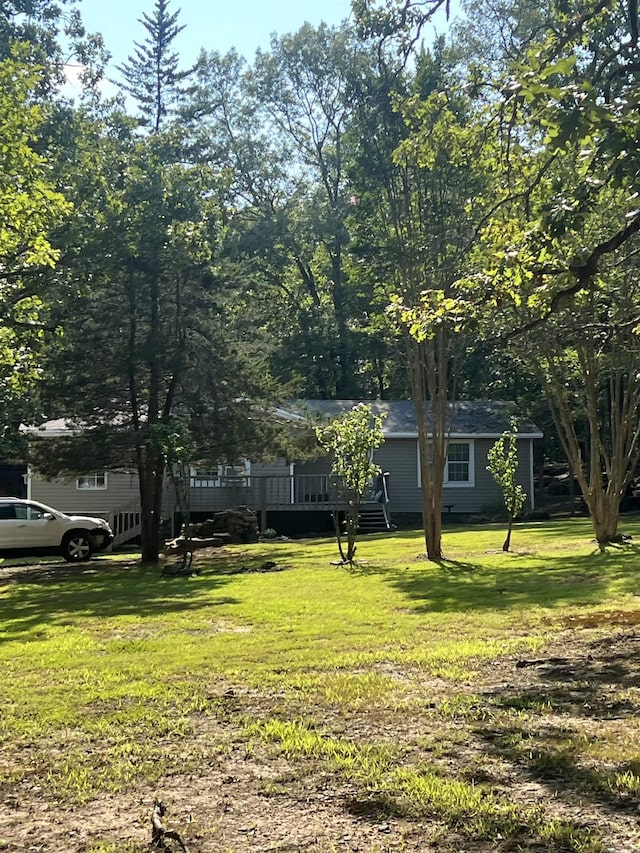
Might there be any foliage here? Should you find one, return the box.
[32,117,279,563]
[10,0,640,574]
[316,402,386,563]
[0,45,72,455]
[486,417,527,551]
[0,46,71,275]
[348,43,488,560]
[0,0,108,93]
[450,0,640,546]
[249,23,364,396]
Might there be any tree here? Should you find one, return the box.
[316,403,385,564]
[0,45,72,455]
[474,200,640,546]
[249,24,365,397]
[492,258,640,548]
[458,0,640,546]
[32,114,279,564]
[0,50,70,274]
[116,0,196,131]
[0,0,108,94]
[348,40,487,559]
[487,418,527,551]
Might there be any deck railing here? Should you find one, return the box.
[106,475,380,546]
[188,474,345,512]
[108,497,143,547]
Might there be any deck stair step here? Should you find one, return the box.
[357,503,390,533]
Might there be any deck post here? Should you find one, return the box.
[259,477,267,532]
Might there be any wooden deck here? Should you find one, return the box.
[188,474,341,513]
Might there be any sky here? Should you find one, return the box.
[65,1,455,102]
[80,0,356,71]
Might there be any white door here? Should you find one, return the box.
[13,503,60,547]
[0,504,17,547]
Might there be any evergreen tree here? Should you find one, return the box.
[116,0,195,131]
[32,115,280,564]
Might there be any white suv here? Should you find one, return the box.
[0,498,113,562]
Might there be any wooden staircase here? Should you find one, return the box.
[357,502,391,533]
[108,498,143,547]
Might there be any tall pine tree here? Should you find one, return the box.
[116,0,195,131]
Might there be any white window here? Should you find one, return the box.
[416,440,475,488]
[76,472,107,490]
[219,462,251,483]
[190,461,251,487]
[445,441,474,487]
[190,468,219,488]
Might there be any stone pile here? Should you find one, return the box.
[186,505,259,544]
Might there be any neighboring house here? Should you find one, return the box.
[24,401,542,540]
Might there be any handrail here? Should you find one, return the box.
[108,497,143,547]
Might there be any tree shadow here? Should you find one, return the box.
[380,547,640,614]
[0,559,237,644]
[477,631,640,815]
[481,724,640,816]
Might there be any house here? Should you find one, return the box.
[22,401,542,542]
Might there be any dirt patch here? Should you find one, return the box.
[1,625,639,851]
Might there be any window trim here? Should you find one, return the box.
[417,440,475,488]
[190,460,251,488]
[76,472,108,490]
[444,440,475,488]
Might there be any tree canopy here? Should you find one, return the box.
[5,0,640,559]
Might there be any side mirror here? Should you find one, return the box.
[43,512,54,520]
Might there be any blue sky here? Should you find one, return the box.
[80,0,355,71]
[67,0,455,101]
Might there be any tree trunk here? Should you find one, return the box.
[412,338,447,561]
[503,517,513,552]
[583,489,621,550]
[345,504,359,563]
[530,314,640,554]
[139,448,165,564]
[423,501,443,560]
[331,248,351,398]
[333,510,348,563]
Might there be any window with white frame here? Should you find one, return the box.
[445,441,474,486]
[189,468,218,487]
[76,472,108,490]
[190,461,251,487]
[417,440,475,487]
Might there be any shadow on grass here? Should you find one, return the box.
[482,725,640,816]
[475,628,640,815]
[361,545,640,614]
[0,560,237,644]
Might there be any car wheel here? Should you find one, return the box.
[61,532,93,562]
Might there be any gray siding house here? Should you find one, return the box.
[289,400,541,520]
[24,401,542,542]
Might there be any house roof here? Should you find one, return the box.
[290,400,543,439]
[22,418,77,437]
[26,401,544,441]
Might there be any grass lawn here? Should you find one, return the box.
[1,517,639,852]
